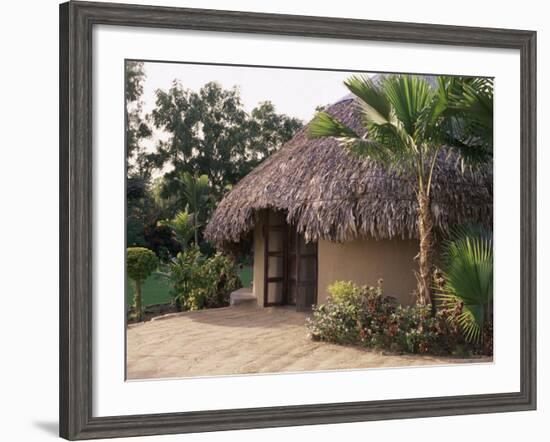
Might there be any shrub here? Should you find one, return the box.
[144,223,182,261]
[306,280,467,356]
[126,247,159,321]
[170,248,241,311]
[159,210,194,251]
[435,224,493,353]
[307,281,385,345]
[307,300,361,344]
[327,280,362,305]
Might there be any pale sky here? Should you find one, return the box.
[140,61,376,122]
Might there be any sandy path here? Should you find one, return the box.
[127,306,491,380]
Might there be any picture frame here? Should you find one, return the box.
[59,1,537,440]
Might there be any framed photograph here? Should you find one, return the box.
[59,1,536,439]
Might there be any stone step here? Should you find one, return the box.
[230,288,257,306]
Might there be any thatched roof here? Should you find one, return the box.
[205,96,492,248]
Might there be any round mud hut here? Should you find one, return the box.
[204,95,493,311]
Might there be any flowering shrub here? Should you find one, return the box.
[306,280,469,356]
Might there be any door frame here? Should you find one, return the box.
[263,211,288,307]
[263,210,318,309]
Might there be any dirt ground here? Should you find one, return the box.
[126,306,491,380]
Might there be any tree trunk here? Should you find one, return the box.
[416,188,434,308]
[134,280,143,321]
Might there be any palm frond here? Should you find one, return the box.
[345,75,419,158]
[382,75,434,136]
[308,111,361,139]
[435,224,493,344]
[344,75,393,126]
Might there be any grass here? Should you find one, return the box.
[126,265,253,308]
[239,264,253,288]
[126,274,172,308]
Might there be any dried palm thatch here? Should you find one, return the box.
[204,97,492,248]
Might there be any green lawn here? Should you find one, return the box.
[126,274,172,308]
[239,264,253,288]
[126,265,253,308]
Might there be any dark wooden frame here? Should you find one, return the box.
[262,211,319,309]
[288,228,318,311]
[59,1,537,439]
[263,211,288,307]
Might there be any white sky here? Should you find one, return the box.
[140,60,376,122]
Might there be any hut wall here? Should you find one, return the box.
[317,237,419,306]
[252,216,265,307]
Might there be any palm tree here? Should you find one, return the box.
[177,172,210,246]
[309,75,492,307]
[160,210,194,250]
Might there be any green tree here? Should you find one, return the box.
[126,247,159,321]
[309,75,492,307]
[126,62,158,249]
[160,210,194,250]
[246,101,304,167]
[125,61,153,179]
[126,176,160,247]
[150,81,302,202]
[178,172,211,246]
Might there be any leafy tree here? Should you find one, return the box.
[143,223,181,261]
[246,101,304,167]
[126,61,153,179]
[126,247,159,321]
[126,62,158,248]
[150,81,302,202]
[309,75,492,307]
[126,176,159,247]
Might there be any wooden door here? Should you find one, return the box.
[263,211,287,306]
[263,211,318,310]
[289,230,318,311]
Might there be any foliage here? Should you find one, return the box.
[309,74,493,307]
[307,280,470,356]
[169,247,241,311]
[125,61,153,179]
[126,247,159,321]
[247,101,304,162]
[439,77,494,165]
[127,247,159,282]
[435,225,493,347]
[159,210,194,251]
[327,280,362,305]
[178,172,211,245]
[143,223,181,261]
[150,81,302,203]
[127,217,147,248]
[127,175,160,248]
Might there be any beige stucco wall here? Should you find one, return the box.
[252,215,265,307]
[317,237,419,306]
